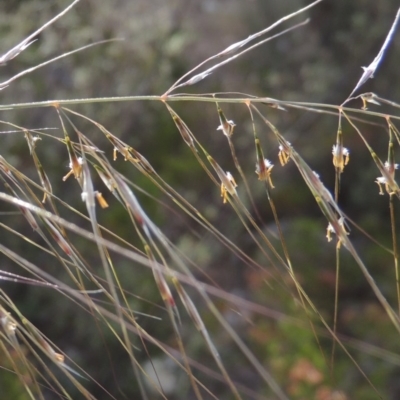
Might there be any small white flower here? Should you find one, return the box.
[332,144,350,156]
[217,120,236,137]
[220,171,237,203]
[375,176,387,195]
[255,159,273,173]
[376,161,399,195]
[255,159,274,187]
[279,141,291,152]
[69,157,83,169]
[264,159,273,168]
[326,217,348,247]
[332,145,350,171]
[226,171,235,184]
[384,161,399,170]
[326,222,335,242]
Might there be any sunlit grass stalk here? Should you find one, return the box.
[331,110,347,371]
[264,107,400,334]
[216,102,267,226]
[386,122,400,315]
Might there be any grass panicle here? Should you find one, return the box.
[2,1,400,399]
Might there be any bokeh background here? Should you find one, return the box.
[1,0,400,399]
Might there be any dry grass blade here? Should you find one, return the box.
[344,7,400,102]
[0,39,123,90]
[165,0,323,94]
[0,0,81,66]
[166,19,310,94]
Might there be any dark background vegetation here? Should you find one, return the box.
[1,0,400,399]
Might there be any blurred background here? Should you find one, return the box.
[1,0,400,399]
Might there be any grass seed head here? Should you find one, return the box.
[332,144,350,173]
[217,107,236,137]
[326,217,349,248]
[220,172,237,203]
[375,160,400,196]
[278,142,291,166]
[255,158,275,188]
[172,114,196,149]
[0,308,17,337]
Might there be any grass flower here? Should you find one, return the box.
[376,161,399,195]
[332,144,350,173]
[220,171,237,203]
[255,158,275,188]
[278,142,291,166]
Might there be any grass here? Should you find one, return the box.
[1,0,400,399]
